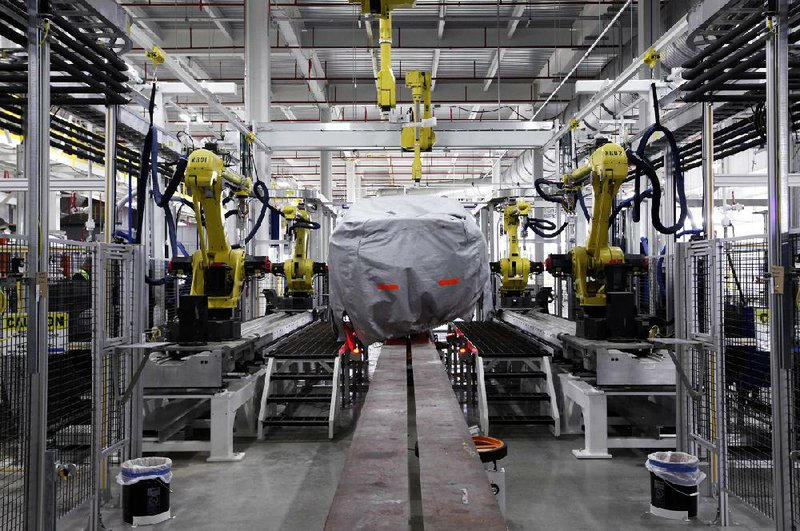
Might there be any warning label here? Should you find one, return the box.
[4,313,68,331]
[2,312,69,353]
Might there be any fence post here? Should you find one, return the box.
[23,1,51,528]
[89,245,106,531]
[765,0,793,526]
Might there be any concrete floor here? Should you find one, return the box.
[78,424,773,531]
[61,347,773,530]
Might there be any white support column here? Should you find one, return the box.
[151,90,166,261]
[531,148,543,181]
[637,0,662,132]
[320,107,333,200]
[246,0,271,256]
[345,158,360,204]
[49,192,60,233]
[702,104,714,238]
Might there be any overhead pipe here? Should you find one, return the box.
[0,17,128,103]
[0,4,130,93]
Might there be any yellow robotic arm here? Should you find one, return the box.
[168,146,271,342]
[349,0,416,112]
[565,143,628,308]
[402,70,435,182]
[545,141,648,339]
[179,148,253,310]
[490,200,543,295]
[270,203,327,303]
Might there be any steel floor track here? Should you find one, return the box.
[454,321,548,358]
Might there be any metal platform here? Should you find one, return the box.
[450,320,560,435]
[264,320,342,360]
[452,321,548,358]
[499,309,576,355]
[258,321,363,439]
[325,339,506,530]
[133,312,314,461]
[141,312,314,389]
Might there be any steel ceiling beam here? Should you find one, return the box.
[255,121,551,150]
[272,5,329,109]
[543,15,689,148]
[127,24,268,149]
[202,4,235,42]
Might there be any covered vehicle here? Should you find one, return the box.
[329,196,491,344]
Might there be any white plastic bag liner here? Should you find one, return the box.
[116,457,173,486]
[646,451,706,487]
[329,196,491,344]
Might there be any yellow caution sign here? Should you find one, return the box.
[4,312,69,331]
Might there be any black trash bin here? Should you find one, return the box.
[117,457,172,526]
[646,451,704,520]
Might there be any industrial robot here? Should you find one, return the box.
[348,0,417,113]
[267,202,327,312]
[545,141,653,340]
[401,71,435,183]
[489,199,550,311]
[168,145,271,343]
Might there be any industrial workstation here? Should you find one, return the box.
[1,0,797,529]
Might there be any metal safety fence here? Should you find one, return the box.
[0,238,143,530]
[0,237,30,531]
[718,238,773,518]
[675,240,725,520]
[784,232,800,529]
[676,235,794,525]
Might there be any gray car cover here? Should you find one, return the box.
[329,196,491,344]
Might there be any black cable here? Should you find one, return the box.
[626,84,688,235]
[526,218,568,239]
[609,188,652,223]
[576,190,590,221]
[290,220,321,232]
[627,133,687,234]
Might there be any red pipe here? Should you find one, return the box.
[120,1,625,6]
[132,43,616,51]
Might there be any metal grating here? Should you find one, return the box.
[688,345,717,446]
[266,320,341,359]
[453,321,546,358]
[147,258,185,331]
[0,237,29,531]
[719,238,773,518]
[0,240,141,528]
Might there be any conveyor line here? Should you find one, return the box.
[265,320,342,359]
[453,321,547,358]
[499,310,576,354]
